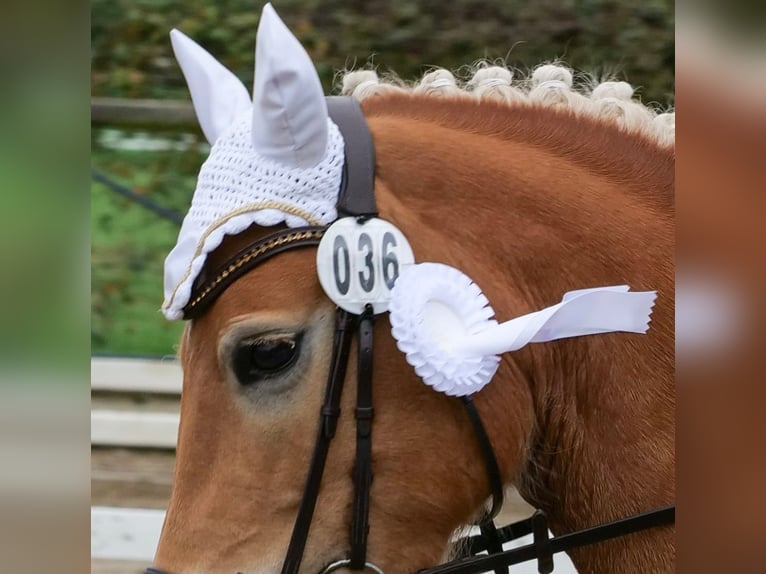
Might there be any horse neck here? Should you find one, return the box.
[365,95,675,573]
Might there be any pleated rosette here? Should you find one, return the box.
[389,263,501,396]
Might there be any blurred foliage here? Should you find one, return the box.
[0,73,88,371]
[91,0,674,356]
[91,135,203,356]
[92,0,675,105]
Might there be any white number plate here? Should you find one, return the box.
[316,217,415,314]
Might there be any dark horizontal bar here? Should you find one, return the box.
[91,97,197,130]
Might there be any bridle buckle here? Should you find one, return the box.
[318,559,385,574]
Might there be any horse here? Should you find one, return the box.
[152,5,674,574]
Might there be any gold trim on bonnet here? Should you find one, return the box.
[163,201,324,311]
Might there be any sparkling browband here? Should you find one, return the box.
[183,226,327,318]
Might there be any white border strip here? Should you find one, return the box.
[91,357,183,394]
[91,506,166,561]
[91,410,179,449]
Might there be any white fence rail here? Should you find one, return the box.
[92,356,182,394]
[92,357,177,567]
[91,410,180,449]
[91,357,181,449]
[91,506,165,562]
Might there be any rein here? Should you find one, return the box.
[146,96,674,574]
[423,505,675,574]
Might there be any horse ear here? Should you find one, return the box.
[251,3,328,168]
[170,29,252,145]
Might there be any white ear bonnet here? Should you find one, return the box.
[162,3,344,320]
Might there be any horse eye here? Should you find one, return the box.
[232,334,302,385]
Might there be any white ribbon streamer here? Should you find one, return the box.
[389,263,656,396]
[454,285,656,357]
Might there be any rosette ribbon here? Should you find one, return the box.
[389,263,657,396]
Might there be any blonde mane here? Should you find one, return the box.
[339,63,675,148]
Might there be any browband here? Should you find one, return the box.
[183,226,326,318]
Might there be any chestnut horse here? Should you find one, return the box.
[153,13,674,574]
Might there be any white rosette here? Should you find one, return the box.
[389,263,501,396]
[389,262,658,397]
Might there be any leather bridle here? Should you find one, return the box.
[146,96,674,574]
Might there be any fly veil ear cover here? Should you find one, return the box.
[162,3,345,320]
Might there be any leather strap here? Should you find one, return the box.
[532,511,553,574]
[455,515,535,557]
[280,309,355,574]
[326,97,378,219]
[183,226,326,319]
[459,395,506,574]
[418,505,675,574]
[326,96,379,567]
[350,305,375,568]
[478,521,506,574]
[460,396,504,523]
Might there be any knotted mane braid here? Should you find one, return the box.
[340,63,675,149]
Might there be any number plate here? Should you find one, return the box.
[316,217,415,314]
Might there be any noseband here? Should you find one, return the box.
[146,97,674,574]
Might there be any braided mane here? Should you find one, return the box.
[339,63,675,149]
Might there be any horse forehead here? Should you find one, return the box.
[201,243,329,325]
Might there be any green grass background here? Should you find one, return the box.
[91,133,206,356]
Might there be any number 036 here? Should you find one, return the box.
[316,218,415,314]
[332,231,399,294]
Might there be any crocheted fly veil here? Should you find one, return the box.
[162,3,344,320]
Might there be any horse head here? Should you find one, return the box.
[153,5,674,573]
